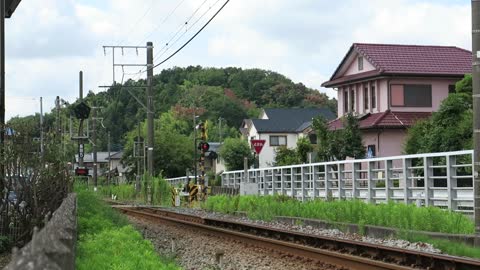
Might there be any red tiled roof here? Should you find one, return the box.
[322,43,472,87]
[328,111,432,130]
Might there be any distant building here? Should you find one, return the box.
[241,108,335,168]
[75,151,129,183]
[322,43,471,157]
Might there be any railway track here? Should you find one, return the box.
[115,206,480,270]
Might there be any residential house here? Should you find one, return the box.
[74,151,129,182]
[106,151,130,183]
[241,108,335,168]
[321,43,471,157]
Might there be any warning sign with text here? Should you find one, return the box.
[251,139,266,154]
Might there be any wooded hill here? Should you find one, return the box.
[8,66,337,177]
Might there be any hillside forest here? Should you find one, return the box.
[8,66,337,178]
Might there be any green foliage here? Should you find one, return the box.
[312,113,364,161]
[405,92,473,154]
[219,138,254,170]
[202,196,474,234]
[0,236,10,253]
[76,188,179,270]
[401,234,480,259]
[274,137,314,166]
[99,184,136,201]
[456,74,472,95]
[274,147,300,166]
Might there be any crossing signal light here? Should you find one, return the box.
[75,167,89,176]
[197,142,209,151]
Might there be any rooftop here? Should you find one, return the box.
[328,110,431,130]
[323,43,472,87]
[251,108,335,133]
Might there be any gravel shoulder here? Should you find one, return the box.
[128,216,348,270]
[0,252,11,269]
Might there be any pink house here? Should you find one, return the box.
[322,43,472,157]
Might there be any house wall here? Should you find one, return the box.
[343,53,376,76]
[336,77,458,118]
[247,131,299,168]
[383,78,457,112]
[362,129,407,157]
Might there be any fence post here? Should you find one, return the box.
[301,166,306,201]
[385,160,392,201]
[325,164,331,200]
[403,158,412,204]
[446,155,457,211]
[312,164,317,199]
[367,161,374,203]
[424,156,433,207]
[352,162,359,199]
[338,163,345,200]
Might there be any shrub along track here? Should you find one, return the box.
[115,206,480,270]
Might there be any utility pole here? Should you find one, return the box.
[78,71,84,168]
[92,106,98,190]
[39,96,44,157]
[146,41,154,177]
[0,0,4,149]
[55,96,61,139]
[194,112,198,184]
[472,0,480,246]
[107,131,111,188]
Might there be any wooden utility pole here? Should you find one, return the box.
[472,0,480,245]
[78,71,84,168]
[92,106,97,189]
[39,96,43,158]
[146,41,154,177]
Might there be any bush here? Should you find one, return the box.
[0,236,10,253]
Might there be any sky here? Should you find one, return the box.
[3,0,472,120]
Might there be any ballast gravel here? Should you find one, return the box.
[128,216,347,270]
[161,207,441,254]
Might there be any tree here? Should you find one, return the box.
[404,75,473,154]
[312,113,364,161]
[274,137,313,166]
[219,138,254,170]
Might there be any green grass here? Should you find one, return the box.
[203,195,474,234]
[76,186,181,270]
[202,195,478,258]
[98,176,173,206]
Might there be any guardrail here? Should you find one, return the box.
[221,150,474,214]
[165,176,194,187]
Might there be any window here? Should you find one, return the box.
[270,135,287,146]
[308,134,317,144]
[358,56,364,71]
[448,84,456,94]
[390,84,432,107]
[364,86,369,110]
[367,145,376,158]
[370,85,376,109]
[350,89,355,112]
[344,90,349,113]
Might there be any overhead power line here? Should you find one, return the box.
[118,0,156,46]
[153,0,222,63]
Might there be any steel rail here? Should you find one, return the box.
[117,207,479,270]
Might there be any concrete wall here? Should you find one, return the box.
[5,194,77,270]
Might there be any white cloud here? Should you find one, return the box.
[2,0,472,121]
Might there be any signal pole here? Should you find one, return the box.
[472,0,480,246]
[39,96,44,158]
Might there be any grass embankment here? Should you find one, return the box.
[203,195,480,258]
[76,188,180,270]
[98,176,172,206]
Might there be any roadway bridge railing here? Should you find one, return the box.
[221,150,474,214]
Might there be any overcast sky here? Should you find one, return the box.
[3,0,471,120]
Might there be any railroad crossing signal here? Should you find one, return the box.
[73,101,91,119]
[75,167,88,176]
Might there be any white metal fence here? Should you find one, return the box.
[221,150,475,214]
[165,176,195,187]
